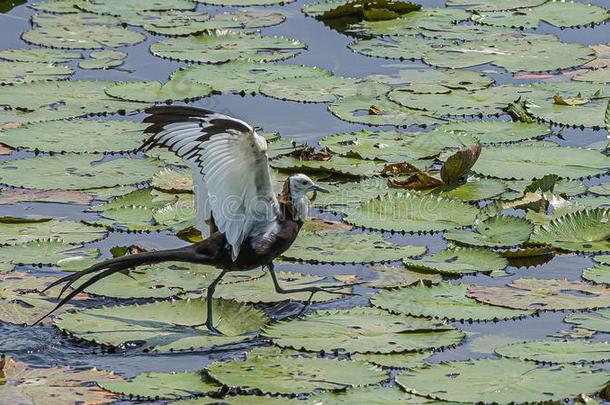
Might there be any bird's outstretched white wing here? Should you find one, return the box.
[141,106,279,260]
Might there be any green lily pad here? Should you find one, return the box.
[23,23,146,49]
[349,35,449,61]
[0,61,73,85]
[263,307,465,354]
[0,154,164,190]
[172,395,302,405]
[433,178,507,201]
[526,97,609,128]
[79,50,126,69]
[309,385,432,404]
[0,240,99,268]
[195,0,294,6]
[150,31,305,64]
[105,81,212,103]
[119,10,211,36]
[372,282,532,321]
[473,1,610,29]
[328,94,443,127]
[574,68,610,84]
[590,183,610,196]
[30,0,83,13]
[271,155,386,178]
[0,217,106,245]
[0,120,147,153]
[496,340,610,364]
[260,76,383,103]
[78,0,196,15]
[529,208,610,253]
[170,61,330,94]
[364,265,442,288]
[206,351,386,395]
[396,358,609,404]
[101,371,220,400]
[151,168,193,193]
[584,264,610,284]
[431,120,551,144]
[369,66,493,92]
[312,178,390,212]
[215,271,351,303]
[0,188,93,205]
[564,309,610,333]
[446,0,545,10]
[444,215,533,248]
[284,231,426,264]
[468,278,610,310]
[351,351,432,369]
[403,247,507,275]
[0,48,82,63]
[344,191,479,233]
[473,143,610,180]
[54,297,268,352]
[203,11,286,30]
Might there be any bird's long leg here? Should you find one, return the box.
[199,269,227,335]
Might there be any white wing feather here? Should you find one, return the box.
[142,107,279,260]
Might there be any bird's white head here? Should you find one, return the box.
[285,173,329,223]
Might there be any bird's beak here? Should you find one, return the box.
[310,183,329,193]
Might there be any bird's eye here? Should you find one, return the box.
[302,180,307,184]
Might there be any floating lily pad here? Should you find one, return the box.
[171,61,330,94]
[444,215,533,248]
[196,0,294,6]
[101,371,219,400]
[119,10,211,36]
[23,23,146,49]
[78,0,196,15]
[263,307,464,354]
[564,309,610,333]
[260,76,383,103]
[364,265,442,288]
[0,357,122,404]
[433,178,507,201]
[590,183,610,196]
[529,208,610,253]
[0,48,82,63]
[310,385,432,404]
[446,0,546,11]
[55,298,268,352]
[150,31,305,64]
[0,217,106,245]
[328,94,443,127]
[584,264,610,284]
[0,188,92,205]
[403,247,507,275]
[206,352,386,395]
[0,120,147,153]
[496,340,610,364]
[106,81,212,103]
[312,178,389,211]
[396,358,608,404]
[526,96,609,128]
[271,155,386,177]
[473,1,610,29]
[473,143,610,180]
[468,278,610,311]
[284,231,425,264]
[172,395,302,405]
[351,351,432,369]
[0,154,164,190]
[344,191,479,233]
[574,68,610,84]
[152,168,193,193]
[432,120,551,144]
[369,66,493,92]
[0,61,73,85]
[79,50,126,69]
[349,35,450,62]
[204,11,286,30]
[215,271,350,303]
[0,240,99,268]
[373,282,532,321]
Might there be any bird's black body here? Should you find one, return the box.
[32,106,345,333]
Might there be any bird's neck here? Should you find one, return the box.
[278,181,308,224]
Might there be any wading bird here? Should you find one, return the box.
[35,106,345,334]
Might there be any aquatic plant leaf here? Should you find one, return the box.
[195,0,294,6]
[0,217,106,245]
[432,120,551,144]
[206,352,386,395]
[316,0,420,22]
[0,48,82,63]
[30,0,83,13]
[446,0,546,11]
[473,143,610,180]
[328,93,443,126]
[364,265,441,288]
[215,271,351,303]
[445,215,533,248]
[0,154,164,190]
[0,272,77,325]
[78,0,196,15]
[150,31,305,64]
[496,340,610,364]
[312,178,390,213]
[373,282,531,321]
[0,357,121,404]
[354,7,470,36]
[101,371,219,400]
[564,309,610,333]
[0,61,73,85]
[396,358,608,404]
[440,143,481,184]
[152,168,193,193]
[468,278,610,310]
[173,395,302,404]
[349,35,449,61]
[310,385,432,404]
[368,66,493,91]
[590,183,610,197]
[351,351,431,369]
[55,298,268,352]
[260,75,366,103]
[473,1,610,29]
[344,191,479,233]
[23,24,146,49]
[284,231,426,264]
[527,97,608,128]
[529,208,610,253]
[433,177,507,201]
[106,81,212,103]
[271,155,386,177]
[0,188,92,205]
[263,307,464,353]
[0,240,99,268]
[403,247,507,275]
[0,119,147,153]
[79,50,126,69]
[118,10,211,36]
[583,263,610,284]
[203,10,286,30]
[171,61,330,94]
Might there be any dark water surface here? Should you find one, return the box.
[0,0,609,393]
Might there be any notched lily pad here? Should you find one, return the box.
[496,340,610,364]
[105,80,213,103]
[444,215,533,248]
[403,247,507,275]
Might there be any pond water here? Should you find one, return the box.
[0,0,609,403]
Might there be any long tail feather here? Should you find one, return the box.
[33,245,205,326]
